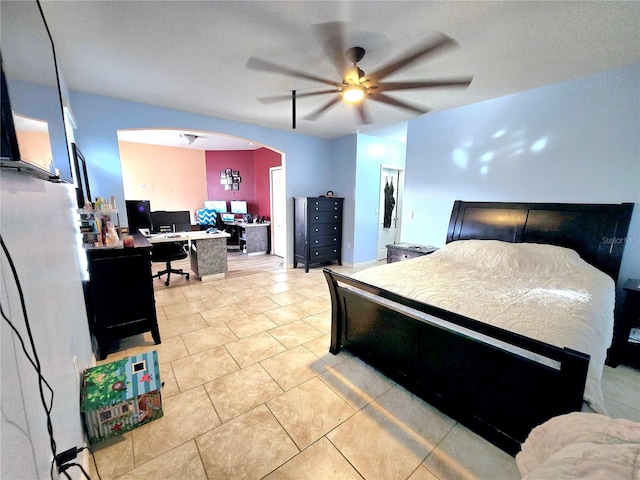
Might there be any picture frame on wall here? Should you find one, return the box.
[220,170,226,178]
[232,170,239,176]
[232,183,239,191]
[232,176,241,183]
[225,168,232,176]
[224,184,231,191]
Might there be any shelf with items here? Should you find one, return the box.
[77,207,122,249]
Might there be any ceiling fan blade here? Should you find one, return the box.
[246,57,342,88]
[303,95,342,121]
[364,33,458,83]
[355,102,372,125]
[258,89,341,104]
[311,21,348,79]
[368,92,430,115]
[375,76,473,92]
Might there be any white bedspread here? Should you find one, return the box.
[351,240,615,413]
[516,412,640,479]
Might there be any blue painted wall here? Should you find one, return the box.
[403,63,640,284]
[354,134,406,264]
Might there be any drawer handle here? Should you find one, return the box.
[315,216,319,220]
[314,228,319,232]
[314,240,319,244]
[315,252,319,256]
[403,254,408,258]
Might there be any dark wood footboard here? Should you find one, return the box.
[324,268,590,456]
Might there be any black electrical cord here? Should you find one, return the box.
[0,305,58,478]
[79,446,102,480]
[60,462,91,480]
[1,235,103,480]
[1,234,57,479]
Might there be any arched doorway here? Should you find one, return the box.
[116,128,286,260]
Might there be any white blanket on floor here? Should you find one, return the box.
[351,240,615,413]
[516,412,640,479]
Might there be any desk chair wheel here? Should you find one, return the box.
[164,272,189,286]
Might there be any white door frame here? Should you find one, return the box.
[377,164,405,260]
[269,166,286,259]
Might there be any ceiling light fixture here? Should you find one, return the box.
[342,85,365,103]
[181,133,198,145]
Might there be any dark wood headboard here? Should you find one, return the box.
[446,201,634,281]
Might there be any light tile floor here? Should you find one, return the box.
[88,253,640,480]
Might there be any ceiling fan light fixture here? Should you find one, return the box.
[342,85,365,103]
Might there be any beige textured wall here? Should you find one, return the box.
[119,141,207,223]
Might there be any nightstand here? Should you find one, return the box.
[386,243,438,263]
[608,278,640,368]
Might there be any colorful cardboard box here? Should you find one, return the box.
[81,350,163,444]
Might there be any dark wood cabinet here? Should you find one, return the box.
[294,196,343,272]
[386,243,438,263]
[85,234,160,360]
[609,278,640,368]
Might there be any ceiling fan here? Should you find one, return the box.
[246,21,473,127]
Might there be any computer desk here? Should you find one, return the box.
[147,230,230,281]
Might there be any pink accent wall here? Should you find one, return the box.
[205,148,281,218]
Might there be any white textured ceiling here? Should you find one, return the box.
[8,1,640,150]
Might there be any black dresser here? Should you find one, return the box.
[294,196,343,272]
[84,234,160,359]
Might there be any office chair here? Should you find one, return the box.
[151,241,189,286]
[214,211,227,232]
[196,208,228,233]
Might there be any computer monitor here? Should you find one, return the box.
[126,200,152,233]
[230,200,247,214]
[150,210,191,233]
[204,200,227,212]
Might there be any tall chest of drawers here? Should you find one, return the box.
[294,196,343,272]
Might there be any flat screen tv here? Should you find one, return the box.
[126,200,152,234]
[204,200,228,212]
[230,200,248,214]
[0,0,72,182]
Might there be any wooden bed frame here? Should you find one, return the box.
[324,201,634,455]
